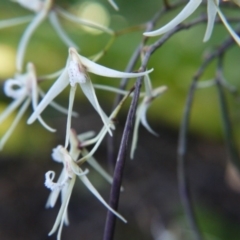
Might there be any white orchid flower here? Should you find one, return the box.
[27,47,153,147]
[1,0,115,72]
[0,63,56,150]
[45,131,126,240]
[144,0,240,45]
[130,75,167,159]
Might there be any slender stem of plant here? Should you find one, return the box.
[215,56,240,170]
[107,44,143,170]
[103,77,143,240]
[177,78,203,240]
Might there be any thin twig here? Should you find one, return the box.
[103,77,143,240]
[177,33,237,240]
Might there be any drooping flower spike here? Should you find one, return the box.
[0,63,56,150]
[0,0,114,72]
[27,47,153,148]
[45,130,127,240]
[144,0,240,45]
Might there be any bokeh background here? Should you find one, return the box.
[1,0,240,239]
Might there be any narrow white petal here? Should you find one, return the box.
[0,95,26,124]
[216,7,240,46]
[140,103,158,136]
[27,68,69,124]
[38,88,78,117]
[69,130,81,160]
[77,53,154,78]
[93,84,145,97]
[48,176,76,237]
[108,0,119,11]
[78,90,131,161]
[48,11,79,50]
[0,15,32,29]
[16,0,43,12]
[79,172,127,223]
[78,91,131,161]
[61,184,70,226]
[35,112,56,132]
[65,86,77,148]
[143,74,153,97]
[79,79,112,136]
[38,69,63,80]
[77,131,95,142]
[0,98,30,150]
[71,166,89,177]
[56,7,114,35]
[82,149,113,185]
[79,127,106,147]
[203,0,218,42]
[78,127,108,163]
[93,84,128,95]
[30,70,56,132]
[130,106,141,159]
[16,10,48,72]
[143,0,202,37]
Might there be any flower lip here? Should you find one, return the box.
[68,60,87,86]
[4,79,27,99]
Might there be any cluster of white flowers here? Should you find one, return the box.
[1,0,239,239]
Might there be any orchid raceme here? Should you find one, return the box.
[143,0,240,45]
[0,63,56,150]
[1,0,115,72]
[45,131,126,240]
[27,47,153,148]
[130,75,167,159]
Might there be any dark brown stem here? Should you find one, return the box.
[103,77,143,240]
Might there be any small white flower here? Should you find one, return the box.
[130,75,167,159]
[45,129,126,240]
[0,63,55,150]
[27,47,153,147]
[144,0,240,45]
